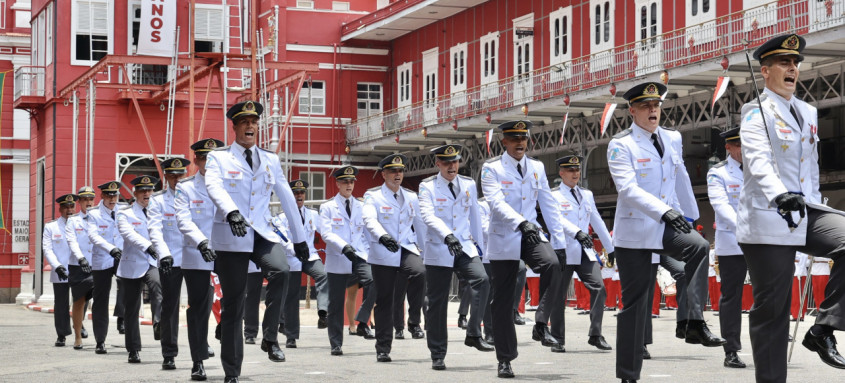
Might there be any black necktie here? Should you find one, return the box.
[394,193,398,200]
[142,207,148,218]
[345,199,352,218]
[790,105,801,129]
[651,133,664,158]
[448,182,457,199]
[517,163,523,178]
[740,164,743,171]
[300,209,305,225]
[111,211,115,220]
[570,188,579,204]
[244,148,254,169]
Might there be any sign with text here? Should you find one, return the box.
[12,219,29,253]
[137,0,177,57]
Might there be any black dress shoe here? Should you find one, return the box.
[317,312,328,329]
[128,351,141,363]
[621,379,637,383]
[117,318,126,335]
[457,315,468,329]
[162,356,176,370]
[578,310,590,315]
[331,346,343,356]
[215,323,221,341]
[286,338,297,348]
[191,362,207,381]
[513,311,525,325]
[432,358,446,370]
[803,329,845,369]
[81,327,89,339]
[588,335,613,350]
[55,336,66,347]
[485,333,495,345]
[551,343,566,353]
[676,320,688,339]
[685,320,726,347]
[244,337,255,345]
[261,340,286,362]
[497,361,514,378]
[532,323,559,347]
[278,323,285,334]
[357,324,376,339]
[224,376,239,383]
[409,324,425,339]
[642,345,651,360]
[207,345,214,357]
[95,342,107,354]
[465,336,495,352]
[394,328,405,339]
[73,342,83,350]
[377,352,391,362]
[723,351,747,368]
[153,322,161,341]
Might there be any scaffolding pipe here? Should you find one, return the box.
[71,92,78,192]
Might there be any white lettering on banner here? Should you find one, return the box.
[137,0,177,57]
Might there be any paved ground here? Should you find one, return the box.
[0,302,839,382]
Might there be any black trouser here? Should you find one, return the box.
[392,251,426,331]
[515,260,527,315]
[92,267,114,343]
[481,263,494,338]
[741,207,845,383]
[426,254,489,360]
[114,266,125,319]
[53,283,72,338]
[243,272,264,339]
[123,266,162,352]
[644,264,658,346]
[718,255,746,353]
[215,233,289,378]
[184,269,213,362]
[615,225,709,380]
[326,256,375,348]
[282,260,328,340]
[542,251,606,344]
[457,278,471,316]
[490,240,561,363]
[660,255,688,321]
[160,266,183,358]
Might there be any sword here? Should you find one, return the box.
[788,254,814,363]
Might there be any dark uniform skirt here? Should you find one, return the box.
[68,265,94,301]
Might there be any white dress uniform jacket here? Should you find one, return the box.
[480,153,566,261]
[86,202,123,271]
[737,88,821,246]
[204,142,305,252]
[362,184,426,267]
[418,174,484,267]
[551,186,615,265]
[707,156,744,256]
[478,199,491,265]
[319,195,369,274]
[271,208,317,272]
[607,123,699,250]
[149,189,184,267]
[174,174,215,271]
[43,217,71,283]
[66,212,94,265]
[117,203,157,279]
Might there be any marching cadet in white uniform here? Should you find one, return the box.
[706,127,748,369]
[542,154,614,352]
[174,138,223,381]
[272,179,329,348]
[319,165,377,355]
[480,120,566,378]
[43,193,77,347]
[86,181,125,354]
[204,101,309,383]
[148,157,191,371]
[418,144,493,371]
[362,154,427,362]
[608,82,724,383]
[65,186,97,349]
[117,176,164,364]
[737,34,845,382]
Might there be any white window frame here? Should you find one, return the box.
[44,3,52,65]
[549,7,572,66]
[332,2,350,11]
[590,0,614,53]
[296,1,315,10]
[686,0,714,26]
[299,171,325,201]
[397,62,412,108]
[479,32,499,86]
[743,0,777,31]
[195,4,225,53]
[635,0,662,74]
[299,80,326,115]
[450,43,467,93]
[71,0,114,66]
[357,82,383,120]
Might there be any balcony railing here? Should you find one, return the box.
[14,66,45,100]
[346,0,845,146]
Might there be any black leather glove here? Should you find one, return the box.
[661,210,692,234]
[55,265,69,281]
[379,234,400,252]
[198,239,217,262]
[109,248,122,261]
[774,193,807,218]
[607,251,616,266]
[226,210,248,237]
[575,231,594,249]
[145,245,159,260]
[293,241,310,262]
[78,257,92,274]
[159,256,173,274]
[517,221,542,245]
[444,234,464,258]
[341,244,358,262]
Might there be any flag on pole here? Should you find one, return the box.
[486,128,494,155]
[558,111,569,144]
[712,76,731,108]
[600,103,617,137]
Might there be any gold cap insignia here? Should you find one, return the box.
[392,156,403,165]
[783,35,800,50]
[65,195,74,202]
[444,146,456,156]
[109,182,118,190]
[295,181,304,188]
[244,101,255,113]
[205,140,217,149]
[141,177,151,184]
[644,84,658,96]
[344,167,354,175]
[514,121,526,130]
[172,159,183,168]
[569,156,580,164]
